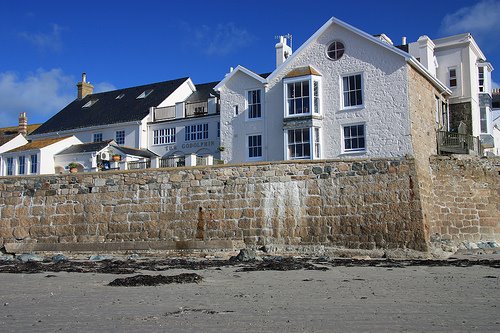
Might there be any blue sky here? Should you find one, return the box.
[1,0,499,127]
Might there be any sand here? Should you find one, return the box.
[0,260,499,332]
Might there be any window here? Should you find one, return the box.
[314,128,321,159]
[287,128,311,159]
[115,130,125,145]
[153,128,176,145]
[478,67,484,92]
[247,90,262,119]
[30,154,38,174]
[441,101,449,131]
[326,41,345,60]
[287,81,310,115]
[136,89,153,99]
[343,124,366,152]
[234,105,239,116]
[6,157,13,176]
[93,133,103,142]
[217,122,220,138]
[342,74,363,108]
[435,96,440,124]
[480,107,487,133]
[185,124,208,141]
[449,68,457,88]
[18,156,25,175]
[248,135,262,158]
[82,99,98,108]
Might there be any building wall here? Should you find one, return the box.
[428,156,500,246]
[0,158,428,252]
[220,22,413,164]
[449,102,473,133]
[148,114,220,158]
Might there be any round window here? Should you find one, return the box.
[326,41,345,60]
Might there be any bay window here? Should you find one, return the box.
[284,76,321,117]
[286,127,321,160]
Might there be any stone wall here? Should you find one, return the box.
[427,156,500,247]
[0,158,428,252]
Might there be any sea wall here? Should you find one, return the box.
[0,158,428,251]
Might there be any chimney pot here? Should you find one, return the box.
[77,72,94,99]
[18,112,28,136]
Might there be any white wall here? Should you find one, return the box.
[157,80,194,108]
[148,114,220,158]
[0,134,28,176]
[219,22,412,163]
[39,136,82,174]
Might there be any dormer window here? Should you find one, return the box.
[82,99,98,108]
[136,89,153,99]
[115,93,125,99]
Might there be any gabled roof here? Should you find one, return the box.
[265,17,451,95]
[57,140,115,155]
[214,65,267,91]
[6,136,72,153]
[186,81,220,103]
[0,124,41,146]
[32,77,189,135]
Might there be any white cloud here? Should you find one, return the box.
[181,22,254,56]
[0,69,115,127]
[492,81,499,89]
[441,1,500,45]
[19,24,64,53]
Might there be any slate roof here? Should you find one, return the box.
[186,81,220,103]
[493,92,500,109]
[114,145,158,158]
[0,124,41,146]
[6,136,72,153]
[32,77,189,135]
[57,140,115,155]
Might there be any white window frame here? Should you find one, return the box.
[18,156,26,175]
[153,127,176,145]
[341,73,364,110]
[283,76,322,118]
[247,134,263,160]
[93,133,103,142]
[480,107,488,134]
[341,123,366,154]
[184,123,209,141]
[284,127,322,160]
[448,67,457,88]
[478,66,485,93]
[246,89,262,120]
[30,154,38,174]
[115,130,125,145]
[6,157,14,176]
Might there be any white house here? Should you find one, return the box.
[407,33,495,154]
[215,17,451,163]
[1,136,82,176]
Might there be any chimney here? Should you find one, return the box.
[18,112,27,136]
[417,36,436,76]
[77,72,94,99]
[275,36,292,68]
[402,36,407,45]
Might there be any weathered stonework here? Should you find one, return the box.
[0,158,428,252]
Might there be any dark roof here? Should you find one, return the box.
[493,93,500,108]
[0,124,41,146]
[32,77,189,135]
[259,72,272,79]
[186,81,219,103]
[57,140,114,155]
[395,44,409,53]
[113,145,158,158]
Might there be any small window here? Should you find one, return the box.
[326,41,345,61]
[6,157,13,176]
[480,107,487,133]
[18,156,26,175]
[30,154,38,174]
[247,90,262,119]
[449,68,457,88]
[342,74,363,108]
[217,122,220,138]
[248,135,262,158]
[478,67,484,92]
[115,93,125,100]
[93,133,103,142]
[115,130,125,145]
[136,89,153,99]
[82,99,98,108]
[234,105,239,116]
[343,124,366,152]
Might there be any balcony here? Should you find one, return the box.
[154,106,175,121]
[437,131,483,155]
[185,101,208,118]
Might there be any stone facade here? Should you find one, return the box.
[0,158,428,252]
[427,156,500,246]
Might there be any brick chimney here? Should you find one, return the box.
[18,112,27,136]
[77,72,94,99]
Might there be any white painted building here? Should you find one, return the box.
[408,33,495,153]
[215,17,451,163]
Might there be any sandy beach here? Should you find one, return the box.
[0,257,499,332]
